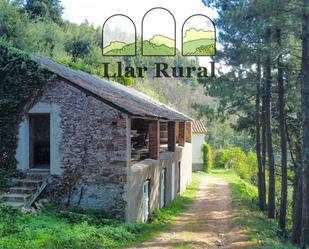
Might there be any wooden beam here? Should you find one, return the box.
[168,121,176,152]
[178,121,186,147]
[185,121,192,143]
[149,120,160,160]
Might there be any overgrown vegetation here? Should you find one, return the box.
[0,176,199,249]
[0,41,54,188]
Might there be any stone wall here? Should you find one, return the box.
[37,79,128,219]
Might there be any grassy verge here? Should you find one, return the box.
[0,175,199,249]
[208,169,297,249]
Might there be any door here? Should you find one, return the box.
[160,169,166,208]
[171,162,175,200]
[143,180,150,222]
[29,114,50,169]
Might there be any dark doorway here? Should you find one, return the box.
[29,114,50,169]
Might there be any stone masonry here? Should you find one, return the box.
[37,79,127,219]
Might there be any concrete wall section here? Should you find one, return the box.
[192,133,205,171]
[126,143,192,222]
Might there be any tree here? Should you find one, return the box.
[256,58,266,211]
[264,26,276,219]
[300,0,309,247]
[65,37,91,62]
[277,27,288,231]
[0,0,26,48]
[23,0,63,24]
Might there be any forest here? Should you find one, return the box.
[200,0,309,247]
[0,0,308,248]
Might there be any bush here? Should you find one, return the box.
[212,147,258,185]
[213,148,230,168]
[203,143,212,172]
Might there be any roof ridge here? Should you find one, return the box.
[31,55,192,121]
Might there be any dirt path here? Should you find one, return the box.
[129,175,254,249]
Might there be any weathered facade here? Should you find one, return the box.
[13,56,192,221]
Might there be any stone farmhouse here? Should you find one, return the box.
[3,56,193,221]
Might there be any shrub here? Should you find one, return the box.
[203,143,212,172]
[212,147,258,186]
[0,205,23,237]
[213,148,230,168]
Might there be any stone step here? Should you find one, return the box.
[16,179,43,188]
[26,170,50,180]
[1,201,24,208]
[2,193,31,202]
[10,187,37,195]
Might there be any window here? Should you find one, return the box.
[143,180,150,222]
[171,162,175,200]
[160,169,166,208]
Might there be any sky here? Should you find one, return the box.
[61,0,218,66]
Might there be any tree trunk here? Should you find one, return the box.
[264,27,276,219]
[256,58,266,211]
[292,138,303,244]
[300,0,309,247]
[277,28,288,231]
[261,83,267,207]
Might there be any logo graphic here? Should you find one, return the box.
[141,7,176,56]
[182,14,216,56]
[102,14,136,56]
[102,8,216,57]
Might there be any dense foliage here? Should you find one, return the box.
[212,147,258,185]
[202,143,212,172]
[0,41,54,188]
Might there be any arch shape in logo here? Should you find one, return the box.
[182,14,216,56]
[102,14,137,56]
[142,7,176,56]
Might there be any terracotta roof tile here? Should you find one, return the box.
[192,120,207,133]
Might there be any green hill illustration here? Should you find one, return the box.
[143,35,175,56]
[103,41,135,56]
[183,28,215,56]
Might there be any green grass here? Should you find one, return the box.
[207,169,298,249]
[183,38,215,56]
[0,175,199,249]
